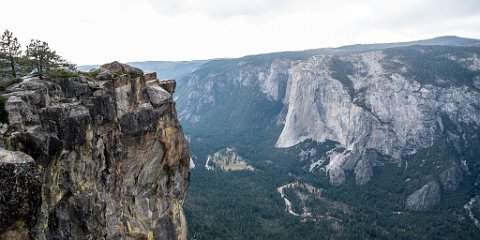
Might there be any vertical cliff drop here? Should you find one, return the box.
[0,62,190,239]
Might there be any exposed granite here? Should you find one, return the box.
[439,165,463,191]
[405,181,441,211]
[0,63,190,240]
[0,148,41,240]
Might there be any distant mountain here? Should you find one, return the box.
[77,64,99,72]
[78,36,480,80]
[179,36,480,239]
[236,35,480,61]
[78,60,209,80]
[127,60,209,79]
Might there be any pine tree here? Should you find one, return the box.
[26,39,50,78]
[25,39,75,79]
[0,51,7,79]
[0,30,22,79]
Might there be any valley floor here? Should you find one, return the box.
[184,138,480,240]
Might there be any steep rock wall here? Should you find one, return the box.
[276,51,479,185]
[178,47,480,190]
[0,62,190,240]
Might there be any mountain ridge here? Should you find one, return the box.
[78,36,480,80]
[179,38,480,239]
[74,37,480,238]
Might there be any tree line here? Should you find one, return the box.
[0,29,75,80]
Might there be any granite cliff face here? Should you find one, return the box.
[180,48,479,180]
[276,50,479,187]
[0,62,190,239]
[178,43,480,211]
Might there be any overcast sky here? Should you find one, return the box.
[1,0,479,65]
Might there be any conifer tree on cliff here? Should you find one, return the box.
[0,30,22,79]
[26,39,74,79]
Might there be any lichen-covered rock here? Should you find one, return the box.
[439,165,463,191]
[405,181,441,211]
[1,62,190,240]
[0,148,41,239]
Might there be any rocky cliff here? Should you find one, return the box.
[180,47,480,180]
[177,43,480,212]
[0,62,190,239]
[276,50,479,186]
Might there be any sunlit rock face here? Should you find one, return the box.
[178,46,480,188]
[0,62,190,240]
[405,181,441,211]
[269,53,462,185]
[276,51,479,186]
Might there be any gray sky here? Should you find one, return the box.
[2,0,479,65]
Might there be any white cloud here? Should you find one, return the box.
[0,0,478,65]
[144,0,292,18]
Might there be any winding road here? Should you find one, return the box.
[277,182,312,218]
[464,195,480,229]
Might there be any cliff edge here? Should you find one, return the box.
[0,61,190,239]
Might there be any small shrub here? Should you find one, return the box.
[0,79,21,92]
[48,69,80,79]
[80,69,100,82]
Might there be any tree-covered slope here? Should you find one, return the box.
[178,37,480,239]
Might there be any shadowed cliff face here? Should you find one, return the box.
[0,62,190,240]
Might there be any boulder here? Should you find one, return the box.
[146,80,172,107]
[96,70,114,80]
[405,181,441,211]
[144,72,157,81]
[159,79,176,94]
[99,61,143,78]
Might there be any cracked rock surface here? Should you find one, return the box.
[0,62,190,240]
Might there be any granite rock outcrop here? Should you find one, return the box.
[405,181,441,211]
[0,62,190,240]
